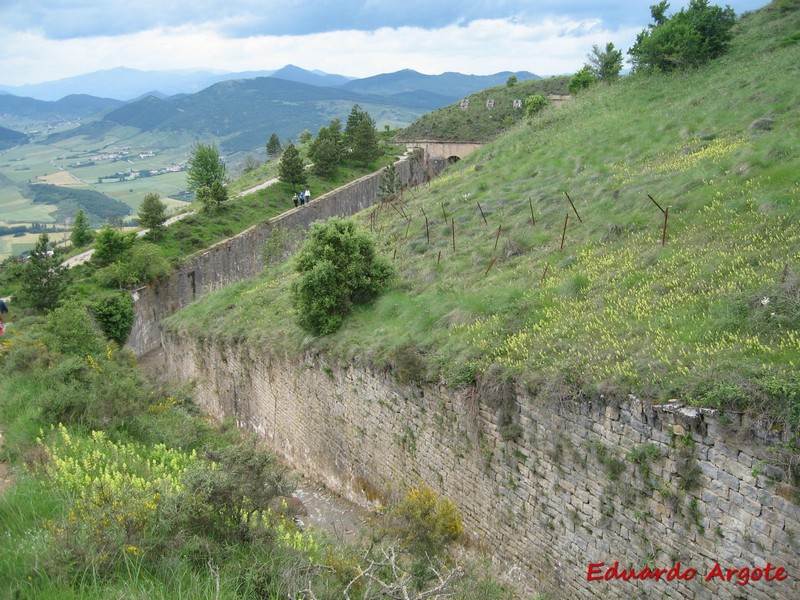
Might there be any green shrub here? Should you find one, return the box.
[292,218,395,335]
[34,348,147,429]
[629,0,737,71]
[173,435,293,543]
[91,225,136,267]
[91,292,134,345]
[43,304,103,357]
[524,94,549,118]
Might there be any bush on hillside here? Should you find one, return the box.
[91,291,134,345]
[629,0,737,71]
[44,304,104,357]
[92,225,136,267]
[388,486,463,558]
[292,218,395,335]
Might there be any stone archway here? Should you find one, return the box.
[403,140,483,162]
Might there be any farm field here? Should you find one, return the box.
[0,127,195,259]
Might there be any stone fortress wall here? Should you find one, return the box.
[160,336,799,600]
[128,147,798,600]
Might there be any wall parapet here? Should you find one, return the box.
[160,333,800,600]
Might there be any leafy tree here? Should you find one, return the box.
[92,225,136,267]
[587,42,624,81]
[629,0,737,72]
[70,209,93,248]
[308,124,343,178]
[278,142,307,189]
[17,232,66,312]
[196,180,229,212]
[568,65,596,94]
[292,218,395,335]
[187,143,227,192]
[266,132,282,158]
[506,74,518,87]
[137,192,167,239]
[524,93,550,117]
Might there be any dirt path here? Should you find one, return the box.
[238,177,279,197]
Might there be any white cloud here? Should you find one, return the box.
[0,17,642,86]
[0,0,769,86]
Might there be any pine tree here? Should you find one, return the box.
[70,208,93,248]
[345,106,381,167]
[278,143,307,189]
[266,133,282,158]
[378,162,401,202]
[309,125,343,178]
[18,232,66,312]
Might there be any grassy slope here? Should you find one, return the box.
[166,3,800,417]
[394,76,570,142]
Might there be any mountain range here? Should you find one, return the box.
[0,65,538,103]
[0,66,350,102]
[0,66,541,157]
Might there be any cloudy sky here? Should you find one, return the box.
[0,0,768,86]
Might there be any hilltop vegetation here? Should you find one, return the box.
[167,2,800,424]
[395,76,570,142]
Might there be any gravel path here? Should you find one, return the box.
[60,174,279,270]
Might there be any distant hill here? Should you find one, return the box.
[0,94,123,121]
[1,66,552,161]
[395,75,571,142]
[44,76,429,156]
[339,69,540,101]
[270,65,353,87]
[0,125,28,150]
[0,66,540,105]
[0,67,281,102]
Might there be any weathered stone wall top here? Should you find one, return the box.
[160,332,800,600]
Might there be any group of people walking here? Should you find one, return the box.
[292,189,311,207]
